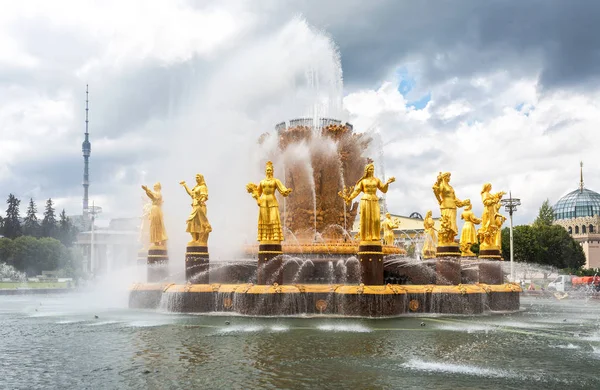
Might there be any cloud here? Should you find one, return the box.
[344,74,600,226]
[1,0,600,255]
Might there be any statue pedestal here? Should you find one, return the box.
[479,261,504,284]
[436,244,461,257]
[435,258,461,285]
[358,244,384,285]
[258,243,283,285]
[147,246,168,283]
[185,245,209,283]
[479,249,503,260]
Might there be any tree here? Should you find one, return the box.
[534,199,555,227]
[11,236,71,276]
[11,236,40,275]
[536,225,586,269]
[3,194,21,239]
[41,198,57,238]
[58,209,75,247]
[23,198,40,237]
[0,237,15,266]
[502,224,586,270]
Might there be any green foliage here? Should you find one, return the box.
[471,242,480,256]
[58,209,76,247]
[3,194,21,239]
[500,224,586,269]
[406,243,416,258]
[41,198,57,238]
[534,199,555,227]
[10,236,74,277]
[0,237,15,266]
[562,267,600,276]
[23,198,40,237]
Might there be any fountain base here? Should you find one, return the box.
[129,283,521,316]
[358,244,384,285]
[436,244,461,257]
[258,244,283,285]
[185,246,209,283]
[147,247,168,282]
[479,249,503,260]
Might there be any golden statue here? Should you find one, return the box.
[382,212,400,246]
[246,161,292,244]
[422,210,437,258]
[341,163,395,245]
[477,183,506,250]
[459,200,481,256]
[180,174,212,246]
[432,172,467,246]
[438,215,455,247]
[494,202,507,249]
[141,182,168,248]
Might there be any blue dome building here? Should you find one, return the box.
[553,163,600,268]
[553,188,600,221]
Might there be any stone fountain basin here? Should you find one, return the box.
[129,283,521,317]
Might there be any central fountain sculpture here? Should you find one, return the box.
[130,119,521,317]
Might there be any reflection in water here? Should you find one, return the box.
[1,295,600,388]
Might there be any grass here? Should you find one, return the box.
[0,281,70,289]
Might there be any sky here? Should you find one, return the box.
[1,0,600,254]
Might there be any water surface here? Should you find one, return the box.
[1,293,599,389]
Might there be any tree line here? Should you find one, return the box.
[0,194,80,277]
[499,199,586,270]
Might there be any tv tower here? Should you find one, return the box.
[82,85,91,218]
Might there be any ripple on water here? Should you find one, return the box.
[551,343,581,350]
[87,321,120,326]
[216,325,265,334]
[401,359,514,379]
[317,324,371,333]
[55,319,88,324]
[436,324,496,333]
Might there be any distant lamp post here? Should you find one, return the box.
[501,192,521,282]
[87,203,102,276]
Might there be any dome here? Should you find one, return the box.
[553,188,600,220]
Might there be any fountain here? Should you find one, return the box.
[129,121,521,316]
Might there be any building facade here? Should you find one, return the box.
[553,167,600,268]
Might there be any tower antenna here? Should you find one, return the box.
[580,161,584,192]
[82,85,91,219]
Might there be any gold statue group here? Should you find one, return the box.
[141,161,505,258]
[424,172,506,258]
[141,174,212,249]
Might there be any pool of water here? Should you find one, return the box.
[1,293,599,389]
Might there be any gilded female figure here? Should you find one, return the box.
[494,202,506,248]
[459,200,481,256]
[432,172,467,246]
[478,183,505,249]
[246,161,292,243]
[382,212,400,246]
[422,210,437,258]
[342,163,395,244]
[180,174,212,246]
[141,182,168,248]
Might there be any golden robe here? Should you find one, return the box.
[146,191,167,244]
[382,217,398,246]
[256,178,289,242]
[186,184,211,235]
[348,177,389,243]
[422,216,437,257]
[460,210,481,245]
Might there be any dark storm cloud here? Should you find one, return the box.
[284,0,600,91]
